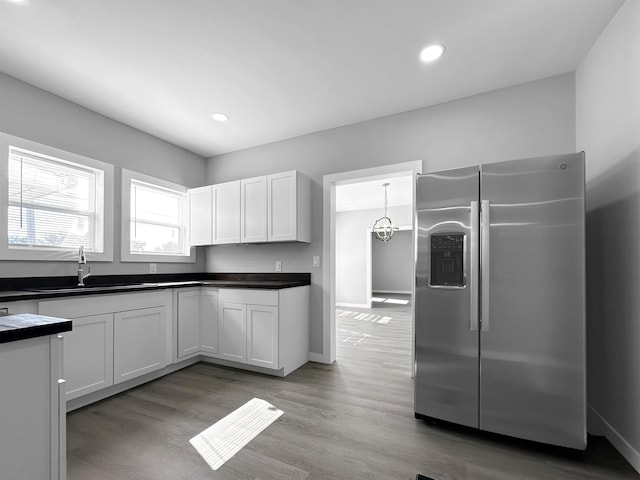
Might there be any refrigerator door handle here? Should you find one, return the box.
[481,200,490,331]
[469,201,480,331]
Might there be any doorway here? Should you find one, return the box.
[321,160,422,369]
[334,177,413,368]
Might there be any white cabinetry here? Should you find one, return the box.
[216,287,309,375]
[188,185,213,246]
[63,314,113,399]
[218,301,247,363]
[39,291,170,402]
[268,170,310,242]
[114,306,166,384]
[176,287,218,359]
[200,288,219,355]
[241,176,267,243]
[0,334,65,480]
[177,288,202,358]
[188,170,310,246]
[213,180,241,244]
[247,304,279,369]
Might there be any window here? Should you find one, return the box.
[121,169,194,262]
[8,148,103,251]
[0,132,114,261]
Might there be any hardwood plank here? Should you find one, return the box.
[67,294,639,480]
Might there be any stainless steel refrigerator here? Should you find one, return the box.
[414,152,586,450]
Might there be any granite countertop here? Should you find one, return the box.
[0,313,72,344]
[0,273,311,302]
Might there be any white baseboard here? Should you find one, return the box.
[588,404,640,473]
[308,352,328,363]
[372,290,412,295]
[336,302,370,308]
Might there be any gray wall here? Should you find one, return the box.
[206,73,576,355]
[0,72,208,277]
[372,229,413,294]
[335,205,412,306]
[576,0,640,470]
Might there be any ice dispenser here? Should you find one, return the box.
[430,233,465,287]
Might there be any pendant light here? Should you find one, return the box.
[372,183,397,242]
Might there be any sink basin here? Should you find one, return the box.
[26,283,149,293]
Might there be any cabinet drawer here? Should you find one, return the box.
[218,289,278,306]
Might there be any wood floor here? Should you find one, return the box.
[67,294,638,480]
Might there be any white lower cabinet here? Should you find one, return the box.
[177,289,202,358]
[200,288,219,354]
[39,291,170,402]
[218,301,247,362]
[176,287,218,359]
[0,334,65,480]
[246,304,278,369]
[114,306,166,384]
[63,314,114,400]
[216,287,309,375]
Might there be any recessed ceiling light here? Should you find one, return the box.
[3,0,29,4]
[211,113,229,122]
[420,43,445,63]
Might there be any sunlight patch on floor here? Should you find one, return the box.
[339,328,373,345]
[336,309,392,325]
[382,298,410,305]
[372,296,410,305]
[190,398,283,471]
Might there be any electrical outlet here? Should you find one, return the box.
[312,256,320,267]
[149,263,157,274]
[275,261,282,272]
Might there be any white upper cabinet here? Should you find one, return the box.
[188,185,213,246]
[241,176,268,243]
[188,170,310,246]
[213,180,241,244]
[268,171,311,243]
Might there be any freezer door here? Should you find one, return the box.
[415,166,480,428]
[479,153,586,449]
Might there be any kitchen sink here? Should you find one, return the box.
[25,283,154,293]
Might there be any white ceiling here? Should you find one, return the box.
[0,0,623,158]
[336,176,413,213]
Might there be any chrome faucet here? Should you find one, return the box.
[77,246,91,286]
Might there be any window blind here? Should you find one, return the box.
[130,179,186,255]
[8,147,103,252]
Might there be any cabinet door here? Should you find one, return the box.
[218,301,246,362]
[268,171,296,242]
[213,180,241,244]
[114,307,166,384]
[188,185,213,245]
[63,314,114,400]
[241,176,267,243]
[201,288,219,355]
[177,289,201,358]
[246,305,279,369]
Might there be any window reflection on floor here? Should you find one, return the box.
[336,293,411,349]
[372,296,410,305]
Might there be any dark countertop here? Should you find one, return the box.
[0,273,311,302]
[0,313,72,345]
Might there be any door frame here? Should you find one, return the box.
[320,160,422,365]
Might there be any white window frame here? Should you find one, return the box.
[0,132,114,262]
[121,169,195,263]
